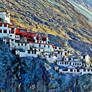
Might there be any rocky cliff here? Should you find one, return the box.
[0,41,92,92]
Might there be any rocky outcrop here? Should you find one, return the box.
[0,42,92,92]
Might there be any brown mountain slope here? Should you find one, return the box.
[0,0,92,44]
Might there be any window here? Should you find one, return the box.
[77,69,80,72]
[65,62,67,65]
[15,40,19,43]
[21,43,23,46]
[79,63,81,65]
[70,69,73,72]
[62,62,64,64]
[62,69,68,71]
[10,35,12,37]
[91,69,92,71]
[70,62,71,65]
[11,28,14,31]
[11,39,14,41]
[73,63,75,65]
[4,29,7,33]
[11,31,14,34]
[30,47,32,50]
[0,29,2,33]
[0,23,2,27]
[4,24,7,27]
[34,49,36,54]
[58,51,60,54]
[83,69,86,72]
[0,18,2,22]
[69,58,71,60]
[11,28,14,33]
[18,43,20,46]
[88,69,90,72]
[39,44,41,47]
[55,47,57,49]
[9,30,11,33]
[28,50,30,54]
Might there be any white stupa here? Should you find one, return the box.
[85,54,91,66]
[0,11,10,23]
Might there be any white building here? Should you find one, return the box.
[0,23,16,39]
[15,48,40,58]
[30,43,54,52]
[45,54,57,63]
[10,41,30,51]
[0,23,11,38]
[0,12,10,23]
[57,61,83,68]
[55,67,92,75]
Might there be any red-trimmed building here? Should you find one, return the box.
[0,23,16,38]
[15,28,28,37]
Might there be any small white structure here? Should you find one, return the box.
[10,41,30,51]
[55,67,92,75]
[15,48,39,58]
[30,43,54,52]
[0,12,10,23]
[64,56,80,62]
[81,68,92,75]
[57,61,83,68]
[85,54,91,65]
[45,55,57,63]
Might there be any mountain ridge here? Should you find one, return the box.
[69,0,92,9]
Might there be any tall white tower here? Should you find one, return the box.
[0,11,10,23]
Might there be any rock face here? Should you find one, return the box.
[0,42,92,92]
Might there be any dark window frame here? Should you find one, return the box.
[0,29,2,33]
[70,69,73,72]
[21,43,23,46]
[18,43,20,46]
[4,29,7,33]
[77,69,80,72]
[4,24,7,27]
[0,23,2,27]
[28,50,30,54]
